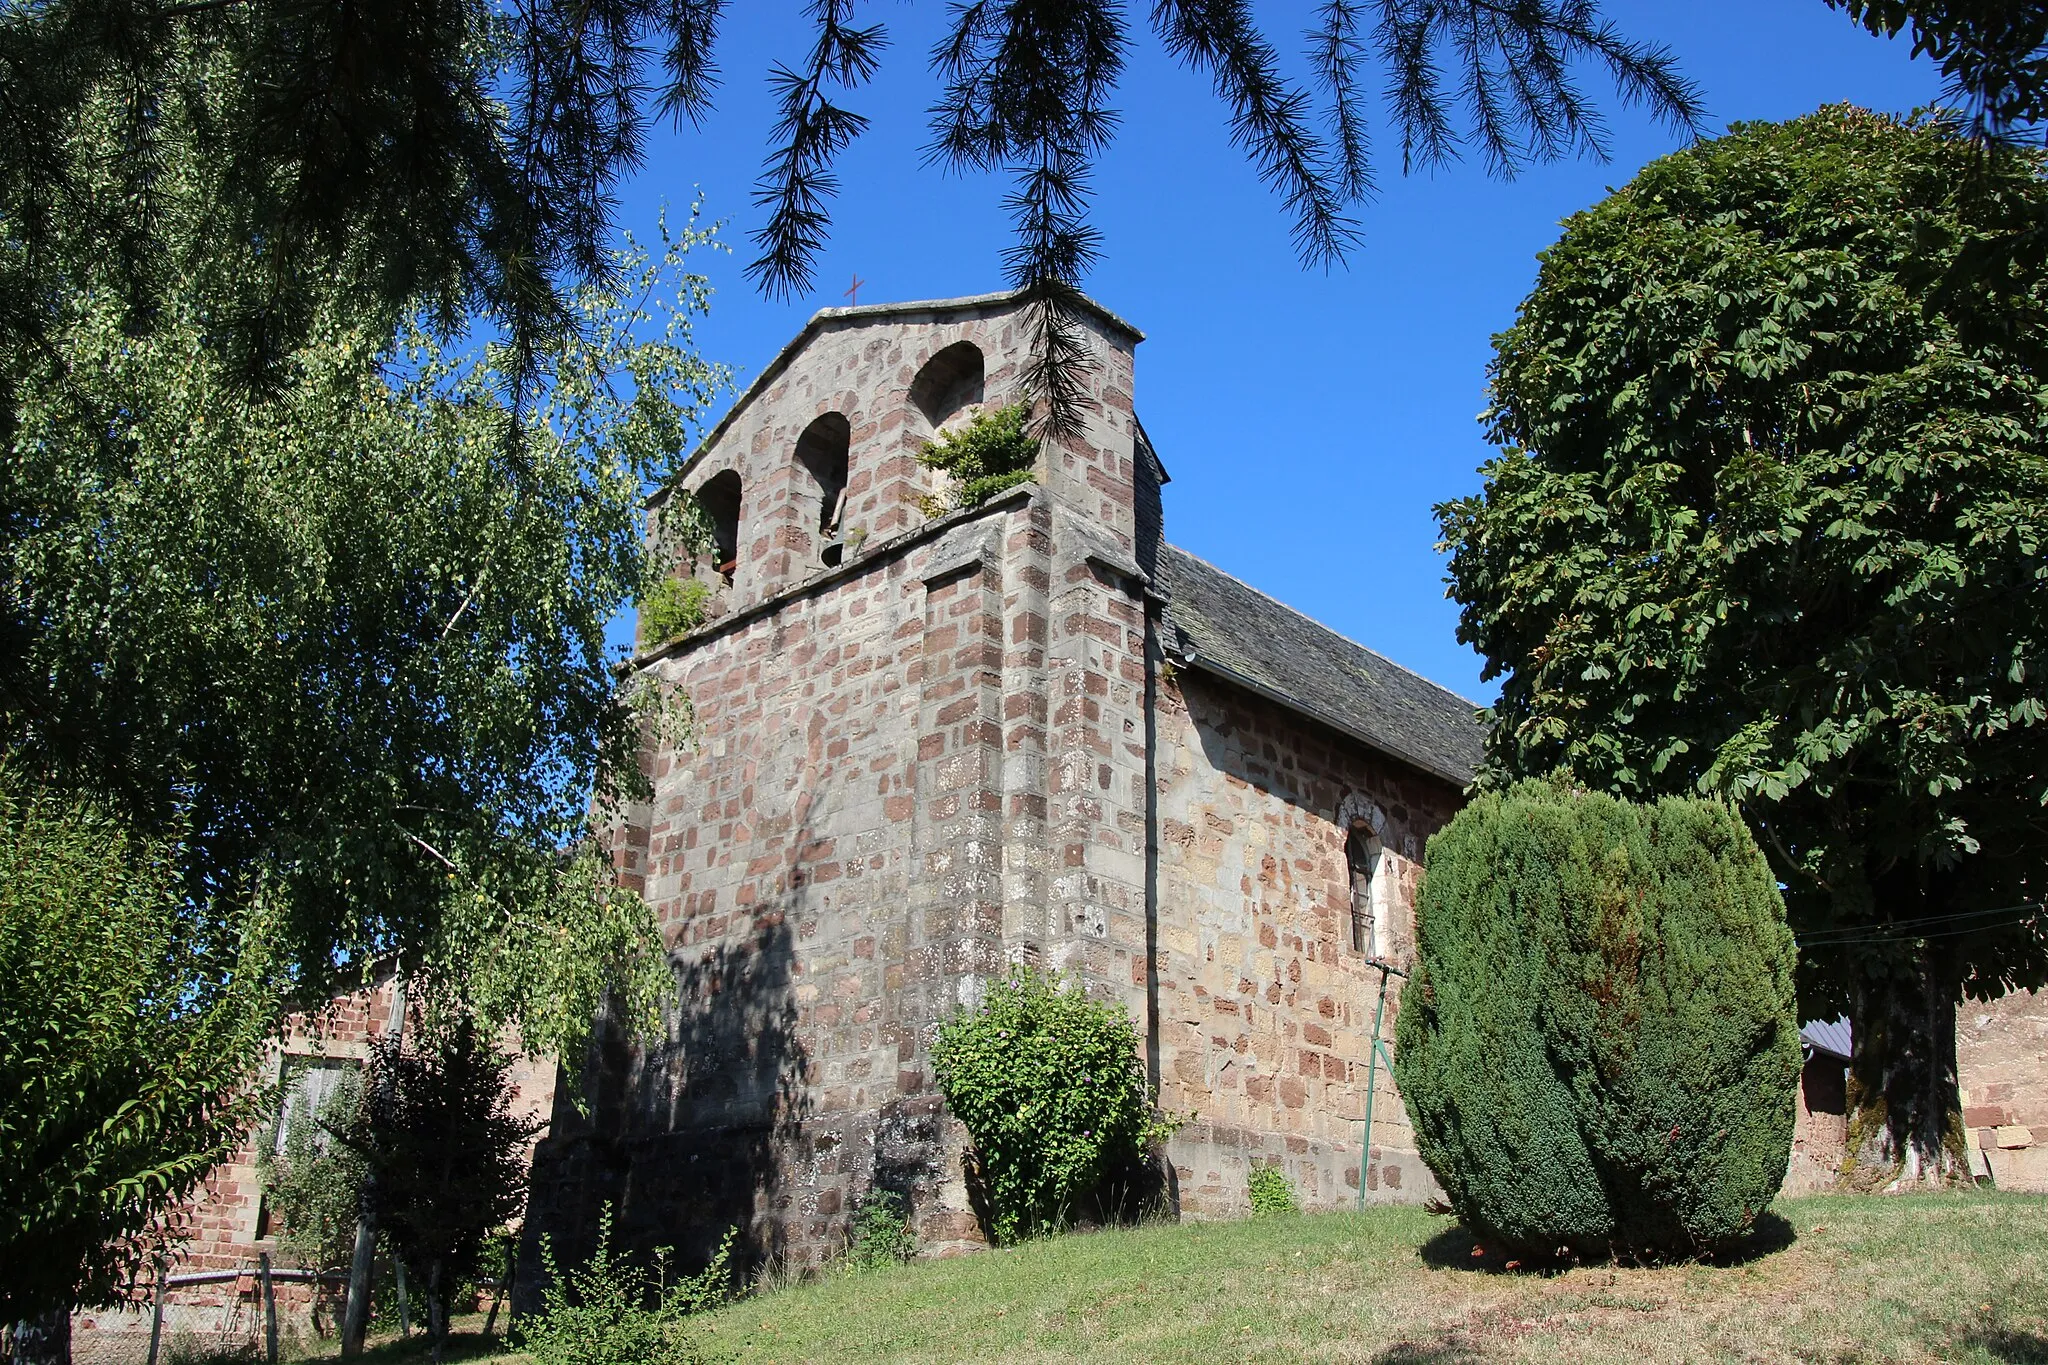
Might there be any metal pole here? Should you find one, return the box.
[1359,965,1390,1210]
[259,1254,278,1365]
[145,1259,168,1365]
[1357,960,1408,1210]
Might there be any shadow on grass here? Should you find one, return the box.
[1371,1335,1484,1364]
[335,1329,515,1365]
[1959,1328,2048,1364]
[1416,1210,1797,1275]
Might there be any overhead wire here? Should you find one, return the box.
[1794,900,2043,949]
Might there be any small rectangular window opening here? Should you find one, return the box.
[1346,826,1377,957]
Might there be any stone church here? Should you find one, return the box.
[64,288,2048,1362]
[522,287,1484,1269]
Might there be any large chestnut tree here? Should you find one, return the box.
[1440,106,2048,1186]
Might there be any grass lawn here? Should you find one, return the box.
[326,1192,2048,1365]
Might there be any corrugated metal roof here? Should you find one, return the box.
[1800,1017,1852,1060]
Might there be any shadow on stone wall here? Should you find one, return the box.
[960,1146,1177,1244]
[518,917,810,1302]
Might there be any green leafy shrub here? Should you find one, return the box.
[1393,780,1801,1260]
[521,1208,733,1365]
[932,967,1181,1245]
[916,403,1037,512]
[842,1191,915,1271]
[638,575,712,647]
[0,775,280,1324]
[257,1066,368,1271]
[1246,1164,1297,1216]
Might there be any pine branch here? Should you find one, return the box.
[1308,0,1377,203]
[656,0,729,128]
[1153,0,1361,269]
[1372,0,1702,176]
[745,0,886,300]
[1375,0,1459,173]
[930,0,1127,438]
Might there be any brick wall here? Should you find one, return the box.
[74,974,554,1363]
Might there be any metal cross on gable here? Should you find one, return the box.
[844,273,866,306]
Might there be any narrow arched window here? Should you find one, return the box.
[698,469,742,586]
[795,413,851,567]
[1347,825,1379,957]
[909,341,985,429]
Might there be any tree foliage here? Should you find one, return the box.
[932,967,1178,1244]
[0,1,1700,436]
[0,774,279,1324]
[1829,1,2048,142]
[1394,781,1800,1260]
[2,186,726,1061]
[1438,107,2048,1184]
[340,1023,544,1363]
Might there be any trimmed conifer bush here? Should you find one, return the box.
[1393,780,1800,1259]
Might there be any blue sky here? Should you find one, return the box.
[610,1,1941,702]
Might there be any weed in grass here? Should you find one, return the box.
[1246,1164,1298,1216]
[843,1191,916,1271]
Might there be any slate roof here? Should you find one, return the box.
[1155,543,1486,787]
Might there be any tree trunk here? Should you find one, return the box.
[1845,940,1970,1189]
[426,1260,446,1365]
[338,1200,376,1356]
[13,1308,72,1365]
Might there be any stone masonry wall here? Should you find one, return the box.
[1151,670,1463,1216]
[524,289,1494,1279]
[524,293,1151,1277]
[1960,987,2048,1192]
